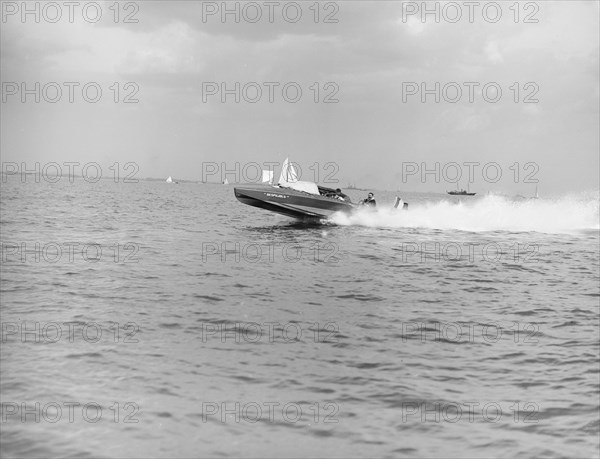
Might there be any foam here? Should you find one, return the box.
[330,192,600,234]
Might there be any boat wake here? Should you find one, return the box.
[330,191,600,234]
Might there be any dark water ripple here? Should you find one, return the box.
[1,178,598,458]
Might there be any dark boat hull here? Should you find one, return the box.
[447,192,476,196]
[234,185,355,220]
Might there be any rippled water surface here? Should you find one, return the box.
[1,178,599,458]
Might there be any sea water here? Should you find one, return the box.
[1,177,598,458]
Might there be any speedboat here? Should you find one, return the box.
[234,184,356,220]
[235,158,408,220]
[234,159,355,220]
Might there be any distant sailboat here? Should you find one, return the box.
[166,176,173,183]
[223,178,229,185]
[533,185,539,199]
[279,158,299,183]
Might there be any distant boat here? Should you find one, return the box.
[532,185,539,199]
[223,178,229,185]
[347,183,368,191]
[448,190,476,196]
[447,182,476,196]
[166,176,173,183]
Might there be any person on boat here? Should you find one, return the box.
[361,192,376,207]
[335,188,350,202]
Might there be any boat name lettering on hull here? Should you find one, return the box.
[266,193,287,199]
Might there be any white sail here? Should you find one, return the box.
[166,176,173,183]
[278,158,319,195]
[262,170,274,184]
[223,178,229,185]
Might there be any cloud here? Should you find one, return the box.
[402,16,427,35]
[118,21,202,76]
[0,1,597,193]
[485,41,503,64]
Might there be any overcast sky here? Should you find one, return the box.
[1,1,598,194]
